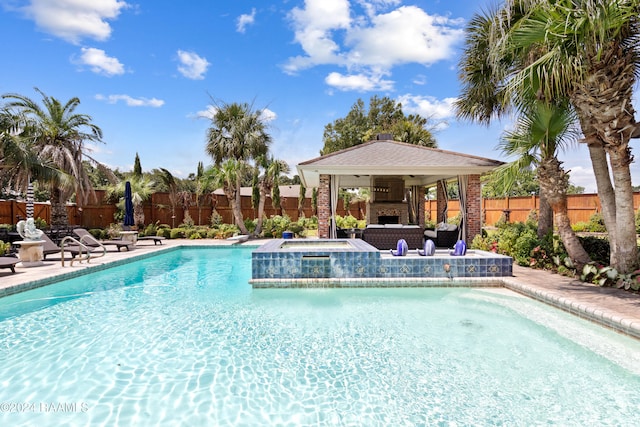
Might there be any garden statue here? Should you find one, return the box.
[16,218,44,241]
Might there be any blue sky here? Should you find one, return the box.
[1,0,636,192]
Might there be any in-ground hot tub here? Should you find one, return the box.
[250,239,513,287]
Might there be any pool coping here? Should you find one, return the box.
[0,240,638,341]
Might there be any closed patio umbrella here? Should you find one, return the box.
[123,181,134,228]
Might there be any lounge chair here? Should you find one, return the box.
[137,236,166,245]
[40,233,86,260]
[0,256,19,273]
[73,228,132,252]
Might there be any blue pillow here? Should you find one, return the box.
[418,239,436,256]
[390,239,408,256]
[450,240,467,256]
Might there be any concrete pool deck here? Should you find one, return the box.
[0,238,638,340]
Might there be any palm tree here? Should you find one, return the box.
[206,159,249,234]
[456,1,640,273]
[192,161,212,225]
[253,156,289,236]
[498,101,591,269]
[2,88,106,227]
[0,107,71,209]
[205,101,272,231]
[105,177,155,229]
[158,168,180,228]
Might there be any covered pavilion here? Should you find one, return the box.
[296,135,504,241]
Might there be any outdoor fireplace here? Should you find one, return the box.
[367,203,409,225]
[377,215,399,225]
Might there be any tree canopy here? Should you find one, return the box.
[320,95,438,155]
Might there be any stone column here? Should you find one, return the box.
[317,174,331,239]
[466,174,482,242]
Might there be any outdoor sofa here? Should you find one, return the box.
[423,223,460,248]
[361,224,424,250]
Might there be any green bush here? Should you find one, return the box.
[578,235,610,264]
[170,228,185,239]
[244,218,256,234]
[89,228,104,239]
[34,217,47,229]
[512,228,539,266]
[0,240,11,255]
[157,227,171,238]
[142,221,160,237]
[210,211,223,227]
[262,215,291,238]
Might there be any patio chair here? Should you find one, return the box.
[73,228,133,252]
[0,256,19,273]
[40,233,90,260]
[137,236,166,245]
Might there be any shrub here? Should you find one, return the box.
[262,215,291,238]
[212,224,239,239]
[578,235,610,264]
[585,212,606,232]
[89,228,105,239]
[34,217,47,229]
[0,241,11,255]
[188,231,204,239]
[157,227,171,238]
[142,221,160,237]
[105,224,122,239]
[180,212,195,228]
[170,228,184,239]
[244,218,256,234]
[210,211,223,227]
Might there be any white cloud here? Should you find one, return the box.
[95,94,164,107]
[325,71,393,92]
[176,50,210,80]
[284,1,464,92]
[397,94,457,125]
[23,0,128,44]
[77,47,124,76]
[259,108,277,122]
[345,6,464,68]
[284,0,351,74]
[236,8,256,33]
[195,105,217,120]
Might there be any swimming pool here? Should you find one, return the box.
[1,247,639,426]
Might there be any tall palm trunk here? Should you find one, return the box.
[133,204,145,228]
[537,190,553,238]
[253,184,269,237]
[538,157,591,270]
[50,186,69,227]
[572,44,638,273]
[231,175,249,234]
[584,137,617,255]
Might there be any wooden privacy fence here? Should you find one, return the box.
[426,193,612,225]
[0,192,626,229]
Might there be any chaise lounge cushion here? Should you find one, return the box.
[0,256,19,273]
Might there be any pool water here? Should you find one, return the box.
[1,247,639,426]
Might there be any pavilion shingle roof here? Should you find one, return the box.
[299,140,503,169]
